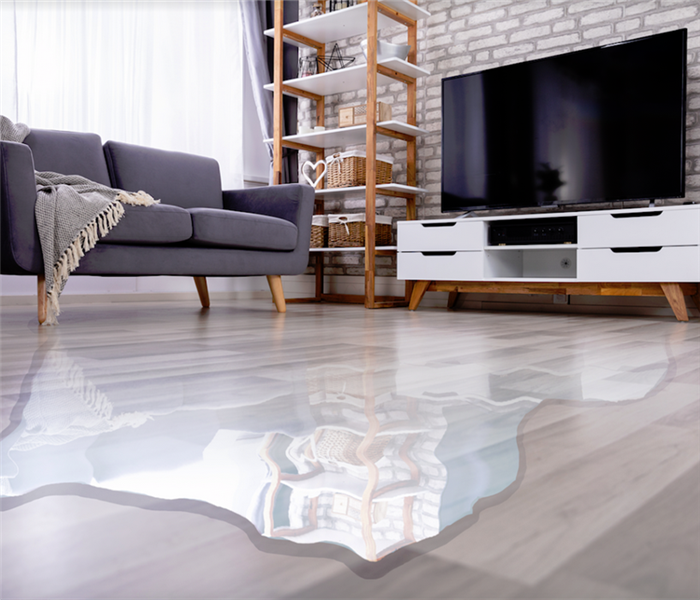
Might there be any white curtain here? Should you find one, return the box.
[240,0,274,184]
[0,0,244,189]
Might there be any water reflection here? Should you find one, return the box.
[1,340,671,562]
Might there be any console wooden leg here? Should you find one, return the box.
[37,274,47,324]
[660,283,688,322]
[447,291,460,309]
[267,275,286,313]
[194,276,210,308]
[408,280,431,311]
[691,289,700,313]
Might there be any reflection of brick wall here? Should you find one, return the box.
[298,0,700,277]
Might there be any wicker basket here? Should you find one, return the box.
[315,429,389,465]
[325,151,393,188]
[310,215,329,248]
[329,213,393,248]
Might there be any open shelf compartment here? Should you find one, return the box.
[264,60,430,98]
[264,121,428,148]
[484,248,578,279]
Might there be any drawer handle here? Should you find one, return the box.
[611,211,662,219]
[610,246,662,253]
[421,251,457,256]
[421,222,456,228]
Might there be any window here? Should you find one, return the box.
[1,0,244,188]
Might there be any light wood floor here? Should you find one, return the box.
[1,299,698,599]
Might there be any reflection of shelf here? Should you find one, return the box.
[281,472,367,499]
[263,60,430,97]
[264,121,428,148]
[310,246,397,253]
[315,183,427,198]
[263,0,430,46]
[282,475,427,501]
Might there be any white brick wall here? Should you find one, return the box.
[298,0,700,279]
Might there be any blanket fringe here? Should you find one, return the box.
[116,190,159,206]
[15,348,151,452]
[43,201,125,326]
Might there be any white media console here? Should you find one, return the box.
[397,204,700,321]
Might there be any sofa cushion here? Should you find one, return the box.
[104,141,223,209]
[25,129,111,185]
[188,208,298,251]
[100,203,193,245]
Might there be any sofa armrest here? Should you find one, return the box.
[222,184,314,226]
[0,141,42,274]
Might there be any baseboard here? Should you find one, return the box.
[0,290,271,306]
[1,275,697,319]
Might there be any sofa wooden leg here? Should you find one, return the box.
[194,276,210,308]
[37,275,47,324]
[267,275,286,313]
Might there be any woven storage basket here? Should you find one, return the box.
[315,429,389,466]
[310,215,329,248]
[325,151,393,188]
[329,213,393,248]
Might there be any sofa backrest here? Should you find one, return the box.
[104,141,223,209]
[24,129,112,185]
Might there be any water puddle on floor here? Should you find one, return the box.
[1,339,672,562]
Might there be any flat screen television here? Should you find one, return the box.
[441,29,687,213]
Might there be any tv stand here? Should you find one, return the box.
[398,205,700,321]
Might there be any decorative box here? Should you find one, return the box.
[338,102,392,128]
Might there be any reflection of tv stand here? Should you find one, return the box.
[398,205,700,321]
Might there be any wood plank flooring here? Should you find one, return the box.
[1,299,698,599]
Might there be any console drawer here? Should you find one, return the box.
[579,208,700,248]
[398,220,484,251]
[578,246,700,282]
[398,251,483,281]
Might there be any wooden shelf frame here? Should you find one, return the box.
[272,0,426,309]
[264,0,430,45]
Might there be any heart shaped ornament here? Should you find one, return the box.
[302,160,327,189]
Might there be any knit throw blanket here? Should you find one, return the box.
[1,117,159,325]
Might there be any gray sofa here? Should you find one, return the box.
[0,128,314,322]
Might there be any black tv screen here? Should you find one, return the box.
[441,29,687,213]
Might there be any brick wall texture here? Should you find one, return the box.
[298,0,700,278]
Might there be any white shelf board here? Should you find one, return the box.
[263,1,430,47]
[263,59,429,98]
[486,244,579,250]
[315,183,427,197]
[310,246,398,252]
[264,121,428,149]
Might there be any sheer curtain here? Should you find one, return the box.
[0,0,244,189]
